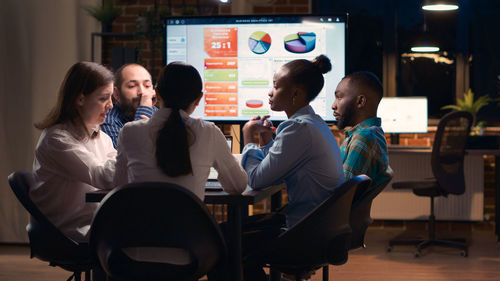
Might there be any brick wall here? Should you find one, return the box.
[104,0,210,77]
[219,0,310,15]
[102,0,310,77]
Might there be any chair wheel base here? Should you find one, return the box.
[388,237,468,257]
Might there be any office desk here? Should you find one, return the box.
[86,185,283,281]
[379,148,500,243]
[466,150,500,243]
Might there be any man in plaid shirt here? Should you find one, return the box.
[332,71,392,188]
[101,63,158,147]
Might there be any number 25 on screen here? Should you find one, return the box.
[211,42,231,49]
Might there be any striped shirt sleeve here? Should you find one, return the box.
[134,106,156,120]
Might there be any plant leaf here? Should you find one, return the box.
[441,105,461,111]
[440,88,492,115]
[81,0,119,23]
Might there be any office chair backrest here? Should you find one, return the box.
[349,175,392,250]
[263,175,371,266]
[89,182,227,281]
[431,111,473,195]
[8,171,90,266]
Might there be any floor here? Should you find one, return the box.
[0,244,69,281]
[320,227,500,281]
[0,228,499,281]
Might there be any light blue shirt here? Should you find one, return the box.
[241,105,345,227]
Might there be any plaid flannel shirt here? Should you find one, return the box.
[340,117,393,188]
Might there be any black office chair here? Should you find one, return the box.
[349,175,393,250]
[8,171,93,281]
[387,111,473,257]
[247,175,371,281]
[89,182,228,281]
[320,175,391,280]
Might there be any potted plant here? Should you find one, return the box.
[441,88,491,129]
[83,0,120,33]
[441,89,498,148]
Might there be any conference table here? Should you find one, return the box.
[86,184,284,281]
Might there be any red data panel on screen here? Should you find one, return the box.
[204,28,238,58]
[204,58,238,69]
[204,82,238,93]
[205,105,238,116]
[205,93,238,105]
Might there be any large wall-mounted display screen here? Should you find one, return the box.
[165,15,347,122]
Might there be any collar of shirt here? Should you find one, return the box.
[344,117,381,138]
[289,105,315,119]
[149,107,191,126]
[90,124,101,137]
[61,121,98,141]
[275,105,315,135]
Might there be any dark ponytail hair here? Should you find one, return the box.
[155,62,203,177]
[282,54,332,102]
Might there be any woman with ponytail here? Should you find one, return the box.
[239,55,346,281]
[114,62,247,199]
[241,55,345,228]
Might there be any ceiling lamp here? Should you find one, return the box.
[410,15,440,53]
[422,0,459,11]
[411,39,440,53]
[411,46,440,52]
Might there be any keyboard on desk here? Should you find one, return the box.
[205,181,223,191]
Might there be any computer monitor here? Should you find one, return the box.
[164,14,347,123]
[377,97,428,134]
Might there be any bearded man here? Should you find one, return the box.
[101,63,158,147]
[332,71,392,189]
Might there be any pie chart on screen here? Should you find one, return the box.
[246,99,263,108]
[284,32,316,54]
[248,31,271,54]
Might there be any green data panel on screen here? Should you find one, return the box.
[242,109,270,116]
[204,69,238,81]
[242,80,269,86]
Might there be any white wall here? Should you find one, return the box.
[0,0,99,243]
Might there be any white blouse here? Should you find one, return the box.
[114,108,248,199]
[31,122,116,242]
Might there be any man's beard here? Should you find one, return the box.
[337,102,356,130]
[117,91,139,119]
